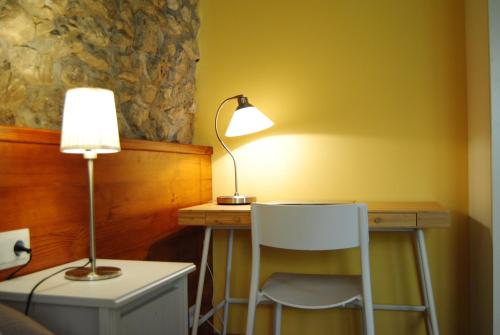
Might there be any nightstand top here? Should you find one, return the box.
[0,259,195,308]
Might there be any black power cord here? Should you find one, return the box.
[24,259,91,315]
[4,242,91,316]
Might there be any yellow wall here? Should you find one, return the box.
[465,0,492,333]
[195,1,469,334]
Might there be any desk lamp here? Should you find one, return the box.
[60,87,122,281]
[215,95,273,205]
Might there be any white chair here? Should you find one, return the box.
[245,203,375,335]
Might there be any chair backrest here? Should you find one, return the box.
[251,203,368,251]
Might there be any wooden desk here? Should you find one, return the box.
[179,202,449,335]
[179,202,449,229]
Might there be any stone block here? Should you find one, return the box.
[0,0,199,143]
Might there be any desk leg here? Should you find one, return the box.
[415,229,439,335]
[192,227,212,335]
[222,229,234,335]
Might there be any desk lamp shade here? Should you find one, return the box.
[60,87,122,281]
[60,88,120,156]
[215,95,273,205]
[225,98,273,137]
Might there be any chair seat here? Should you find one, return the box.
[261,272,362,310]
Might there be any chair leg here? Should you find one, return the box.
[245,288,258,335]
[363,300,375,335]
[360,207,375,335]
[360,223,375,335]
[361,302,366,335]
[273,303,282,335]
[245,252,260,335]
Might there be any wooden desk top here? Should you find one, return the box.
[178,202,450,229]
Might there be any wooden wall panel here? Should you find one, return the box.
[0,126,213,281]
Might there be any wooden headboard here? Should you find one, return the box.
[0,125,212,279]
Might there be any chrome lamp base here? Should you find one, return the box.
[217,195,256,205]
[65,266,122,281]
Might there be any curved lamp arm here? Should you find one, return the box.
[214,94,243,196]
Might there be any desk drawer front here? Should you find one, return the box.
[206,212,251,226]
[178,213,207,226]
[369,213,416,228]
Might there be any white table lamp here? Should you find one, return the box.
[215,95,273,205]
[60,87,122,281]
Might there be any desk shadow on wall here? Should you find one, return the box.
[469,218,492,335]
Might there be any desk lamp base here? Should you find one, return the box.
[217,195,256,205]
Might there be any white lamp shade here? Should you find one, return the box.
[60,88,121,154]
[225,106,274,137]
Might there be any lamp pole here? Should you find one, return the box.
[86,156,97,274]
[214,95,243,198]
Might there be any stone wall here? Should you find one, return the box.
[0,0,199,143]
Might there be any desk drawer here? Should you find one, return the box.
[206,212,251,226]
[178,213,207,226]
[368,213,416,228]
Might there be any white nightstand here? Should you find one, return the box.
[0,259,195,335]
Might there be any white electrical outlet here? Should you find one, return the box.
[0,228,30,270]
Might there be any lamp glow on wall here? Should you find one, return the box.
[215,95,273,205]
[60,87,122,281]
